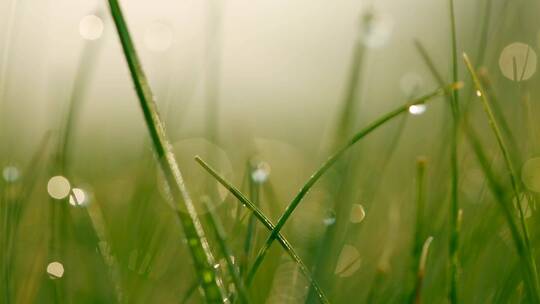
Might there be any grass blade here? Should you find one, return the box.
[107,0,226,301]
[408,157,427,303]
[413,236,434,304]
[203,199,250,304]
[247,83,462,284]
[448,1,460,302]
[463,53,540,296]
[463,121,540,302]
[194,156,330,304]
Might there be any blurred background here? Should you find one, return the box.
[1,0,540,303]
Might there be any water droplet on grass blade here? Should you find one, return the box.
[251,162,271,184]
[323,209,336,226]
[499,42,537,81]
[47,261,64,279]
[335,244,361,278]
[79,15,104,40]
[2,166,20,182]
[350,204,366,223]
[408,104,426,115]
[47,176,71,199]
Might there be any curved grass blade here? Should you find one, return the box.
[107,0,226,301]
[464,121,540,302]
[247,83,463,284]
[203,199,250,304]
[413,236,434,304]
[463,53,540,296]
[194,156,330,304]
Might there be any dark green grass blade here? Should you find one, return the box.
[203,200,250,304]
[463,53,540,297]
[247,83,462,284]
[107,0,225,301]
[463,121,540,302]
[448,2,460,302]
[194,156,330,304]
[408,158,427,303]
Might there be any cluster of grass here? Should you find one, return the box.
[1,0,540,303]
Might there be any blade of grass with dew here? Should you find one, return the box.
[448,1,461,302]
[463,53,539,293]
[203,199,250,304]
[246,83,462,285]
[408,157,427,304]
[106,0,226,301]
[413,236,434,304]
[464,121,540,302]
[194,156,330,304]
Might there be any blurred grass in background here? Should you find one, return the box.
[1,0,540,303]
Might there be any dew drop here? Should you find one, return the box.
[499,42,537,81]
[47,261,64,279]
[79,15,104,40]
[323,209,336,226]
[350,204,366,223]
[408,104,426,115]
[251,162,271,184]
[47,176,71,199]
[2,166,20,182]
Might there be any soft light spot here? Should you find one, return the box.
[408,104,426,115]
[350,204,366,223]
[251,162,271,184]
[69,188,87,206]
[476,90,482,97]
[334,244,361,278]
[144,22,173,52]
[47,261,64,279]
[2,166,20,182]
[400,72,423,97]
[359,11,393,49]
[79,15,104,40]
[522,157,540,192]
[47,176,71,199]
[499,42,537,81]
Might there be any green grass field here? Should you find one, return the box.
[1,0,540,303]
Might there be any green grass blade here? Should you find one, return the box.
[194,156,330,304]
[107,0,226,301]
[203,199,250,304]
[247,83,462,285]
[413,236,434,304]
[448,2,460,302]
[463,121,540,302]
[408,157,427,303]
[463,53,540,296]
